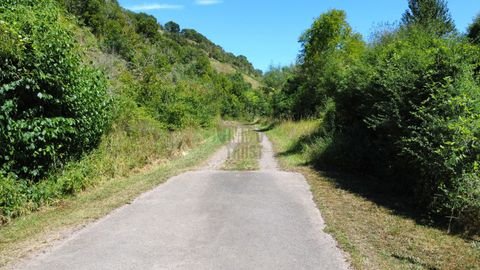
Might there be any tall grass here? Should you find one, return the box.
[0,109,224,224]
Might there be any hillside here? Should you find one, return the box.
[210,59,263,89]
[0,0,268,224]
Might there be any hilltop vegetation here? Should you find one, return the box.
[0,0,267,223]
[264,0,480,235]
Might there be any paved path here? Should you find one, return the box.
[19,132,349,270]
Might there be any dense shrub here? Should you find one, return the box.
[326,29,480,233]
[273,7,480,233]
[132,12,161,40]
[0,1,111,179]
[0,176,28,223]
[290,10,364,118]
[468,14,480,44]
[148,81,218,130]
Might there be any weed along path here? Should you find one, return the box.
[18,127,349,270]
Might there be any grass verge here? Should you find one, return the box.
[0,127,230,268]
[265,119,480,270]
[223,127,261,171]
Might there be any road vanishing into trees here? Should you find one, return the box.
[18,128,349,270]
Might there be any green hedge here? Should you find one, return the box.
[270,10,480,233]
[326,29,480,233]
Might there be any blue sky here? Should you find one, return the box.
[118,0,480,72]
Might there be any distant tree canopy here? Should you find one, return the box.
[401,0,455,35]
[468,14,480,44]
[59,0,108,33]
[165,21,180,34]
[133,12,160,39]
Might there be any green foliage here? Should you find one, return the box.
[401,0,455,35]
[468,14,480,44]
[181,28,261,77]
[0,0,111,179]
[0,176,28,223]
[398,47,480,231]
[262,65,296,118]
[329,28,480,233]
[146,81,218,130]
[263,65,295,92]
[165,21,180,34]
[284,9,364,118]
[274,7,480,233]
[60,0,108,33]
[0,0,264,225]
[214,73,269,119]
[133,12,161,40]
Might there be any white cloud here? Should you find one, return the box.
[128,3,184,11]
[195,0,223,6]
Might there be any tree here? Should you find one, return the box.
[60,0,108,34]
[401,0,455,35]
[468,14,480,44]
[293,9,364,117]
[134,12,160,39]
[165,21,180,34]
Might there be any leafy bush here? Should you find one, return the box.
[274,7,480,233]
[0,176,29,223]
[0,0,111,179]
[133,12,161,40]
[468,14,480,44]
[324,28,480,233]
[289,10,364,118]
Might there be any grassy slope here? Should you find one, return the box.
[265,120,480,270]
[0,128,230,268]
[210,59,263,89]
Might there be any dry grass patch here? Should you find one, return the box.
[223,127,261,171]
[0,128,230,269]
[209,59,263,89]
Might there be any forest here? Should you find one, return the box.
[1,0,480,237]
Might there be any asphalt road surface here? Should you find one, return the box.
[19,131,349,270]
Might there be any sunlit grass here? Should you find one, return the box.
[0,127,230,268]
[223,127,261,171]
